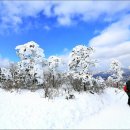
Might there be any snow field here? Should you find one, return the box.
[0,87,129,129]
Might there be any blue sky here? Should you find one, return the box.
[0,1,130,70]
[0,13,107,61]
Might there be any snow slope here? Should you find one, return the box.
[0,87,129,129]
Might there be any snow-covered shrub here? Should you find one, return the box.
[0,67,12,89]
[0,63,28,90]
[42,69,62,98]
[106,76,113,87]
[92,76,106,93]
[47,88,60,99]
[67,74,83,92]
[9,63,24,89]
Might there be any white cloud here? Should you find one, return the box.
[89,15,130,47]
[0,1,52,31]
[52,1,130,26]
[63,48,69,53]
[44,25,50,31]
[0,1,130,30]
[89,15,130,70]
[0,57,11,68]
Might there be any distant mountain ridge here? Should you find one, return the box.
[94,68,130,81]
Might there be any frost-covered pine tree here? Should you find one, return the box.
[109,59,123,88]
[15,41,47,89]
[68,45,96,91]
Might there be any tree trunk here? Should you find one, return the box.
[117,82,119,88]
[84,83,86,91]
[53,75,55,88]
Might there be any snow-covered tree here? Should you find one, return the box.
[0,67,12,89]
[109,59,123,88]
[15,41,47,89]
[68,45,96,91]
[48,56,62,75]
[43,56,63,98]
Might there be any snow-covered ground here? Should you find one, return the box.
[0,87,129,129]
